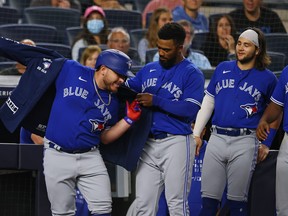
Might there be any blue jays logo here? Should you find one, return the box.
[43,62,51,69]
[240,103,258,117]
[89,119,105,133]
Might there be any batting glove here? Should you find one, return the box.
[124,99,141,125]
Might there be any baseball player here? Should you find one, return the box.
[256,66,288,215]
[193,27,280,216]
[156,124,208,216]
[41,49,141,216]
[126,22,205,215]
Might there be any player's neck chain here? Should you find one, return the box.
[93,78,111,106]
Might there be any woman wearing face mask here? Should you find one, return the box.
[71,5,109,61]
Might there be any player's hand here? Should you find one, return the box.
[194,136,202,156]
[256,121,269,142]
[136,93,153,107]
[257,143,269,163]
[124,99,141,125]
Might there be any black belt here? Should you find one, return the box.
[149,132,171,140]
[212,126,253,136]
[48,142,97,154]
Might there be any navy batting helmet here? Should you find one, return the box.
[95,49,132,77]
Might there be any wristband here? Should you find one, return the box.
[261,128,277,148]
[124,116,134,125]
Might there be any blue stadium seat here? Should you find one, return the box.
[191,32,209,50]
[37,42,72,58]
[103,9,142,31]
[8,0,32,19]
[0,62,17,71]
[23,7,81,45]
[66,26,83,46]
[0,24,58,43]
[129,28,147,49]
[265,33,288,65]
[145,48,158,64]
[0,7,20,25]
[267,51,286,73]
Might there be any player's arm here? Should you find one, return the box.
[31,133,44,145]
[256,101,283,142]
[101,100,141,144]
[193,94,215,156]
[256,101,283,162]
[136,92,201,120]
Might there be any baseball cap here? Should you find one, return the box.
[84,6,105,19]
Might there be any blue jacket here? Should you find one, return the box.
[0,37,151,171]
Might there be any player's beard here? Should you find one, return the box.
[237,49,257,65]
[159,55,177,69]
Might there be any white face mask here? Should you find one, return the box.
[87,19,104,34]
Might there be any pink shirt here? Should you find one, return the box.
[142,0,183,28]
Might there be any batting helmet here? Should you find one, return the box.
[95,49,132,77]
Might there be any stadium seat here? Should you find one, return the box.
[103,9,142,31]
[66,26,83,46]
[129,28,148,49]
[0,24,58,44]
[128,47,141,65]
[0,62,16,71]
[267,51,286,73]
[191,32,209,50]
[145,48,158,64]
[130,65,142,75]
[37,42,72,59]
[23,7,81,44]
[265,33,288,65]
[0,7,20,25]
[9,0,32,19]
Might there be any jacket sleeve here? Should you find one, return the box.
[0,37,63,65]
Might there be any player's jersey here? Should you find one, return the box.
[206,60,277,129]
[271,65,288,132]
[126,59,204,135]
[45,60,118,150]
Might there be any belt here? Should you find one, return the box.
[149,132,172,140]
[212,126,254,137]
[47,142,97,154]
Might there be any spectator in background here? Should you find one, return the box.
[0,39,36,75]
[71,5,109,61]
[138,7,173,64]
[173,0,208,33]
[107,27,141,66]
[229,0,287,34]
[201,14,237,67]
[142,0,183,28]
[30,0,81,11]
[93,0,126,10]
[153,19,212,70]
[79,45,102,68]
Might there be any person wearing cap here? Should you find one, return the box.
[41,49,141,216]
[193,27,281,216]
[71,5,109,61]
[0,36,141,216]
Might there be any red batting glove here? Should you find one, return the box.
[124,100,141,125]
